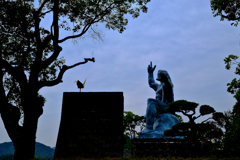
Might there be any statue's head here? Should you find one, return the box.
[156,70,168,82]
[156,70,174,103]
[156,70,170,82]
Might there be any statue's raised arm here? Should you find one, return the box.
[148,62,158,91]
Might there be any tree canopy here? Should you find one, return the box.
[1,0,151,125]
[1,0,64,125]
[211,0,240,27]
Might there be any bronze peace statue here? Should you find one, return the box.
[139,62,183,138]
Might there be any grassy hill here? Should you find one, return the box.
[0,142,55,160]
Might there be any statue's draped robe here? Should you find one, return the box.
[139,72,183,138]
[146,72,170,116]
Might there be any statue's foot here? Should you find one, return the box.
[140,127,154,134]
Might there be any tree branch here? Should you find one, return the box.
[39,9,53,18]
[19,20,33,69]
[53,0,59,46]
[58,24,92,43]
[1,59,28,88]
[51,21,54,37]
[0,52,8,114]
[193,114,202,120]
[58,0,115,44]
[40,17,92,70]
[29,10,44,85]
[39,45,62,72]
[38,0,51,13]
[41,34,53,53]
[32,11,42,65]
[29,0,55,81]
[37,58,95,89]
[37,0,62,71]
[201,117,213,124]
[6,85,14,101]
[222,14,240,20]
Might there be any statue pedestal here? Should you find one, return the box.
[139,132,183,138]
[131,138,197,158]
[54,92,124,159]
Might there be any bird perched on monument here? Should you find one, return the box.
[74,78,87,92]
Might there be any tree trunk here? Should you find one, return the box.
[1,93,43,160]
[13,113,40,160]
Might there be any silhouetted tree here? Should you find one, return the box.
[211,1,240,157]
[163,99,224,157]
[0,0,151,159]
[221,55,240,157]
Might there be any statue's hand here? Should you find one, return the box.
[148,61,156,73]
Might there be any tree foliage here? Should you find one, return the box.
[164,100,222,140]
[38,0,150,35]
[1,0,66,125]
[210,1,240,156]
[210,0,240,27]
[123,111,146,150]
[223,54,240,156]
[163,99,225,157]
[220,54,240,157]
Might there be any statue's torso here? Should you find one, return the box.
[155,83,163,101]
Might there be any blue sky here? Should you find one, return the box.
[1,0,240,148]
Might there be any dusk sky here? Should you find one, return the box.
[1,0,240,148]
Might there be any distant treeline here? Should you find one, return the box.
[0,153,13,160]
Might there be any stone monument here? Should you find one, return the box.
[54,92,124,159]
[139,62,183,138]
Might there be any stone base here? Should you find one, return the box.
[139,131,184,139]
[131,138,197,158]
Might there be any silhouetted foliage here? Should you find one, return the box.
[162,99,225,157]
